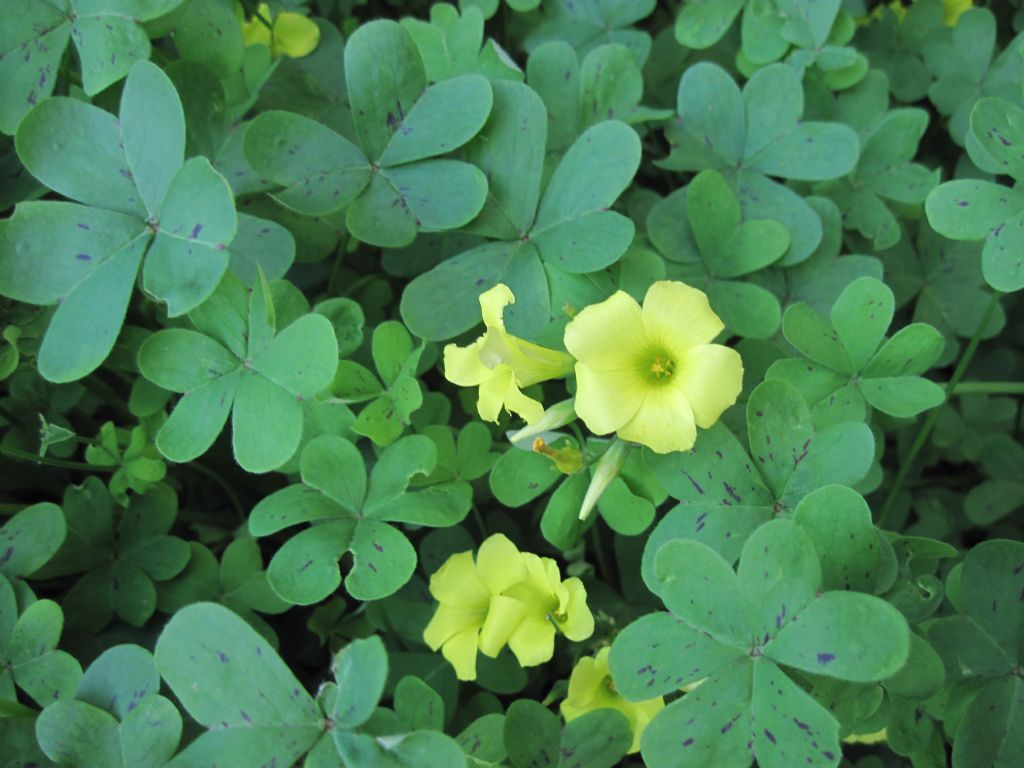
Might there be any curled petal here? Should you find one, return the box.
[677,344,743,428]
[479,595,529,657]
[477,534,527,594]
[479,283,516,329]
[508,614,556,668]
[443,340,490,387]
[441,626,481,681]
[476,366,545,424]
[424,603,483,651]
[556,578,594,641]
[273,11,320,57]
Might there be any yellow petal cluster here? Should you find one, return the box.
[241,3,320,58]
[560,647,664,754]
[423,533,593,680]
[444,285,574,425]
[868,0,972,26]
[563,281,743,454]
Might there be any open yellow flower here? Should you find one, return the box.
[560,647,664,754]
[501,553,594,667]
[241,3,320,58]
[563,281,742,454]
[444,284,574,425]
[422,534,528,681]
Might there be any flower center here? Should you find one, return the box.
[639,349,677,385]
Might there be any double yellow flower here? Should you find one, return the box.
[444,281,743,455]
[423,533,593,681]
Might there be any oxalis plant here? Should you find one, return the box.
[2,0,1024,766]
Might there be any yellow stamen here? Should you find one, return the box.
[650,355,674,379]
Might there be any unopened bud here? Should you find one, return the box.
[532,437,584,475]
[579,438,630,521]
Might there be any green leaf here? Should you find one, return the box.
[504,699,561,768]
[35,699,123,767]
[379,75,493,167]
[489,449,562,507]
[781,303,850,374]
[266,521,354,605]
[674,0,745,49]
[750,659,841,768]
[970,97,1024,182]
[155,603,322,765]
[557,708,631,768]
[609,611,746,699]
[16,97,145,216]
[793,486,879,592]
[345,20,428,161]
[982,209,1024,292]
[952,677,1024,768]
[173,0,245,80]
[396,675,444,731]
[859,376,945,418]
[640,659,752,768]
[120,61,185,217]
[746,379,815,499]
[243,111,370,216]
[346,519,417,601]
[654,539,750,648]
[331,635,388,729]
[0,502,66,579]
[142,157,236,317]
[769,592,910,684]
[155,371,240,463]
[863,322,945,377]
[830,277,894,371]
[0,0,70,135]
[737,520,821,645]
[925,180,1024,240]
[38,234,148,383]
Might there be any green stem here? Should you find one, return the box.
[950,381,1024,396]
[589,524,612,585]
[877,290,1002,528]
[471,505,487,540]
[182,463,246,524]
[0,444,112,473]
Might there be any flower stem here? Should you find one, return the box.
[877,290,1002,528]
[950,381,1024,396]
[0,444,112,473]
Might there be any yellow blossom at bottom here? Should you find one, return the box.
[560,647,664,754]
[423,534,594,680]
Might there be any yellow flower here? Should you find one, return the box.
[560,647,664,754]
[444,284,575,425]
[241,3,320,58]
[941,0,972,26]
[563,281,743,454]
[501,553,594,667]
[423,534,594,680]
[423,534,529,681]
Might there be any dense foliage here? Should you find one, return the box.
[2,0,1024,766]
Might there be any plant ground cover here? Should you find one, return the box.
[2,0,1024,766]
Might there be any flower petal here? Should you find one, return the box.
[677,344,743,428]
[480,332,574,386]
[479,594,529,657]
[508,614,556,668]
[423,603,482,650]
[476,534,527,594]
[641,281,724,353]
[564,291,647,369]
[480,283,516,329]
[476,366,545,424]
[429,551,489,608]
[273,11,320,57]
[441,626,480,681]
[617,385,697,454]
[565,654,605,708]
[573,363,644,435]
[444,339,491,387]
[556,577,595,641]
